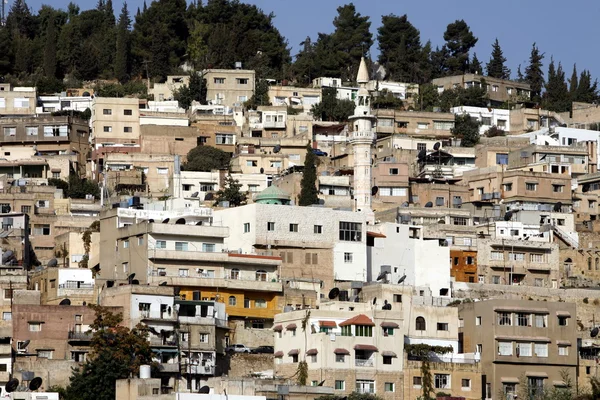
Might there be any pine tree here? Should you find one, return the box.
[214,174,247,207]
[469,53,482,75]
[114,2,131,82]
[43,13,57,78]
[486,38,510,79]
[377,14,423,82]
[524,43,545,104]
[443,20,478,75]
[516,65,525,82]
[569,64,578,96]
[543,58,570,112]
[453,113,480,147]
[293,36,316,86]
[575,70,599,104]
[299,144,319,206]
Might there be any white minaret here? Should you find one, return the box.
[349,57,376,223]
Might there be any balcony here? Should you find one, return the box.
[355,359,374,367]
[146,223,228,238]
[263,120,286,129]
[149,250,228,263]
[34,206,55,215]
[150,338,177,347]
[68,331,93,341]
[182,363,215,375]
[158,363,180,373]
[149,271,282,293]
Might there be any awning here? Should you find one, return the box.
[556,340,572,346]
[354,344,378,352]
[273,325,283,332]
[367,231,386,238]
[274,351,283,357]
[339,314,375,327]
[50,168,61,173]
[380,322,399,329]
[306,349,318,356]
[556,311,571,317]
[495,336,550,342]
[319,320,337,328]
[494,306,548,314]
[334,348,350,355]
[286,323,297,330]
[553,381,567,387]
[501,377,520,384]
[288,349,299,356]
[381,351,397,357]
[526,371,548,378]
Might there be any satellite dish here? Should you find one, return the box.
[59,298,71,306]
[159,282,168,286]
[382,303,392,310]
[175,218,186,224]
[424,201,433,208]
[199,386,210,394]
[371,186,379,196]
[592,327,599,338]
[259,168,264,174]
[376,271,389,281]
[47,258,58,268]
[127,273,136,283]
[191,192,199,198]
[504,211,513,221]
[317,380,325,386]
[398,274,407,284]
[106,280,115,288]
[131,279,139,285]
[433,142,441,150]
[417,149,426,160]
[22,340,30,348]
[5,379,18,393]
[553,202,563,212]
[583,184,590,193]
[204,192,214,201]
[162,218,170,223]
[148,219,154,223]
[1,250,15,264]
[401,202,409,207]
[372,297,377,305]
[29,377,43,391]
[328,288,340,300]
[273,145,281,153]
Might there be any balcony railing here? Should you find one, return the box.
[68,331,92,341]
[355,359,374,367]
[59,282,94,289]
[263,121,286,129]
[158,363,180,373]
[182,363,215,375]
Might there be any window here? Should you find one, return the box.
[336,354,345,363]
[344,252,353,263]
[124,109,133,116]
[310,354,317,363]
[37,350,52,359]
[267,222,275,231]
[417,143,427,151]
[339,221,362,241]
[503,183,513,191]
[497,119,507,129]
[535,314,547,328]
[289,223,299,232]
[553,184,564,193]
[496,153,509,165]
[434,374,450,389]
[155,240,166,249]
[228,295,237,306]
[215,133,234,144]
[528,377,545,398]
[558,316,568,326]
[476,316,481,325]
[314,225,322,234]
[102,109,112,115]
[200,333,209,343]
[3,289,12,299]
[516,342,532,357]
[291,354,298,363]
[492,275,501,284]
[202,243,215,252]
[526,182,538,191]
[270,161,282,168]
[498,341,512,356]
[461,379,471,390]
[453,217,467,226]
[393,294,402,303]
[123,240,129,249]
[437,323,449,331]
[21,205,31,214]
[124,127,133,133]
[481,117,492,126]
[33,224,51,236]
[413,377,422,387]
[509,252,525,261]
[138,237,144,246]
[417,122,429,130]
[415,317,426,331]
[29,322,42,332]
[236,78,248,85]
[256,270,267,281]
[434,121,454,130]
[2,312,10,321]
[517,313,530,327]
[341,326,352,336]
[498,312,512,326]
[335,380,345,390]
[179,269,189,277]
[355,325,373,337]
[534,343,548,357]
[389,168,399,175]
[103,125,113,133]
[491,251,504,261]
[243,223,250,233]
[558,345,569,356]
[382,327,394,336]
[214,77,225,84]
[0,98,4,108]
[384,382,395,392]
[175,242,188,251]
[3,127,15,136]
[355,380,375,394]
[26,126,38,136]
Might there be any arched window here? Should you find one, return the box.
[230,268,240,280]
[588,257,592,271]
[256,270,267,281]
[415,317,426,331]
[228,296,237,306]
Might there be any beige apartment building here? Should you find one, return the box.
[274,305,403,399]
[0,84,37,116]
[91,97,141,146]
[458,299,577,400]
[432,74,531,106]
[507,143,592,177]
[149,75,190,101]
[232,137,308,175]
[375,109,455,138]
[269,85,321,113]
[103,153,176,195]
[204,68,255,107]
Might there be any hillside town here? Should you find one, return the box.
[2,1,600,400]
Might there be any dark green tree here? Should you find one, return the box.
[469,53,482,75]
[415,83,439,111]
[64,305,154,400]
[569,64,578,97]
[67,174,100,199]
[214,174,247,207]
[114,2,131,82]
[524,42,545,104]
[330,3,373,82]
[183,146,231,172]
[293,36,316,86]
[42,13,57,78]
[485,38,510,79]
[377,14,423,82]
[430,45,450,79]
[311,87,355,122]
[173,72,207,109]
[543,58,570,112]
[443,20,478,75]
[452,113,481,147]
[245,79,271,109]
[312,33,342,78]
[516,64,525,82]
[298,144,319,206]
[315,394,382,400]
[371,89,403,110]
[575,70,599,104]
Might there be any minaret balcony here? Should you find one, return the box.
[350,130,375,143]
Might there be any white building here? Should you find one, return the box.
[367,80,418,101]
[312,77,358,102]
[517,126,600,163]
[175,171,268,201]
[451,106,511,134]
[366,223,452,298]
[214,203,368,282]
[37,95,93,114]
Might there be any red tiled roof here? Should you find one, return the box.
[339,314,375,327]
[274,351,283,357]
[288,349,299,356]
[286,323,297,330]
[354,344,378,351]
[334,348,350,355]
[306,348,318,355]
[273,325,283,332]
[380,322,399,329]
[319,320,337,328]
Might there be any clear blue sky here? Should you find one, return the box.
[21,0,600,81]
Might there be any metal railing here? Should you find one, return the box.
[355,359,374,367]
[59,282,94,289]
[68,331,92,340]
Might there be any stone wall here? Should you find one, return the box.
[221,353,274,378]
[14,359,76,389]
[229,320,274,348]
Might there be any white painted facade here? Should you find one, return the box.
[451,106,511,134]
[518,127,600,163]
[56,268,94,287]
[37,95,93,114]
[174,171,268,201]
[214,204,368,281]
[367,223,452,297]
